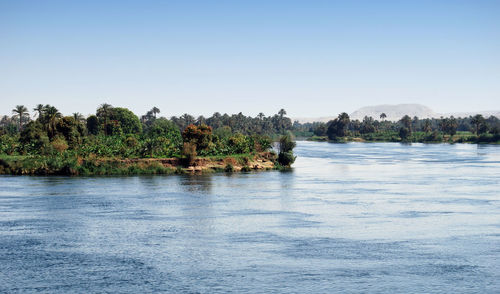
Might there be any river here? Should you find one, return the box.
[1,142,499,293]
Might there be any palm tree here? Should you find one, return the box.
[196,115,206,126]
[400,115,412,132]
[151,107,160,119]
[422,119,432,133]
[471,114,485,134]
[97,103,113,135]
[257,112,265,120]
[338,112,350,125]
[33,104,44,119]
[336,112,351,137]
[73,112,85,123]
[181,113,195,128]
[43,105,61,138]
[278,109,287,119]
[12,105,28,130]
[97,103,113,118]
[379,113,387,121]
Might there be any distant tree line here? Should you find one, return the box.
[292,112,500,143]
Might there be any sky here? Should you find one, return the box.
[1,0,499,118]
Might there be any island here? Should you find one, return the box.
[0,104,296,175]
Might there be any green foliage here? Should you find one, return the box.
[439,116,458,136]
[227,133,251,154]
[327,113,350,139]
[399,127,411,141]
[182,124,213,152]
[56,116,84,148]
[424,130,442,142]
[86,115,99,135]
[214,126,232,139]
[277,134,296,167]
[278,151,296,167]
[109,107,142,134]
[278,134,296,153]
[19,121,52,155]
[0,134,18,155]
[224,163,234,172]
[182,142,197,166]
[0,103,287,176]
[51,136,69,153]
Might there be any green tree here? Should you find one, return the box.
[400,115,412,137]
[471,114,486,134]
[56,116,83,147]
[42,105,62,138]
[12,105,29,130]
[422,119,432,133]
[19,121,51,154]
[327,113,350,139]
[151,107,160,118]
[96,103,113,135]
[33,104,44,119]
[182,124,213,151]
[109,107,142,134]
[277,134,296,166]
[73,112,85,123]
[399,127,411,141]
[440,116,458,136]
[86,115,99,135]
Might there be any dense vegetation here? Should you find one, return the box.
[2,103,499,175]
[293,112,500,143]
[0,104,297,175]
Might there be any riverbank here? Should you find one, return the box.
[0,152,278,176]
[306,132,500,144]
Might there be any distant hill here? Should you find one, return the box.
[294,104,500,123]
[350,104,438,121]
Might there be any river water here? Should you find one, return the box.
[1,142,499,293]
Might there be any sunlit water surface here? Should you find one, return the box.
[1,142,500,293]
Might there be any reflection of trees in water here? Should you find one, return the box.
[178,174,213,194]
[278,168,295,197]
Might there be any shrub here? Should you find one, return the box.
[278,151,296,167]
[224,163,234,172]
[182,142,197,166]
[241,165,252,172]
[277,134,296,167]
[399,127,411,141]
[0,135,18,155]
[51,136,69,153]
[182,124,213,151]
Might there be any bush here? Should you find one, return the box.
[182,142,197,166]
[51,136,69,154]
[424,130,442,142]
[0,135,18,155]
[224,163,234,172]
[277,134,296,167]
[278,134,296,153]
[278,151,296,166]
[241,165,252,172]
[399,127,411,141]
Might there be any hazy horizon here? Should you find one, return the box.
[1,0,499,117]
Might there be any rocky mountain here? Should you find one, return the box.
[350,104,439,121]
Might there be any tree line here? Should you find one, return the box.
[293,112,500,143]
[0,104,296,167]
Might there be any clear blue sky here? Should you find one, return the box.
[1,0,499,118]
